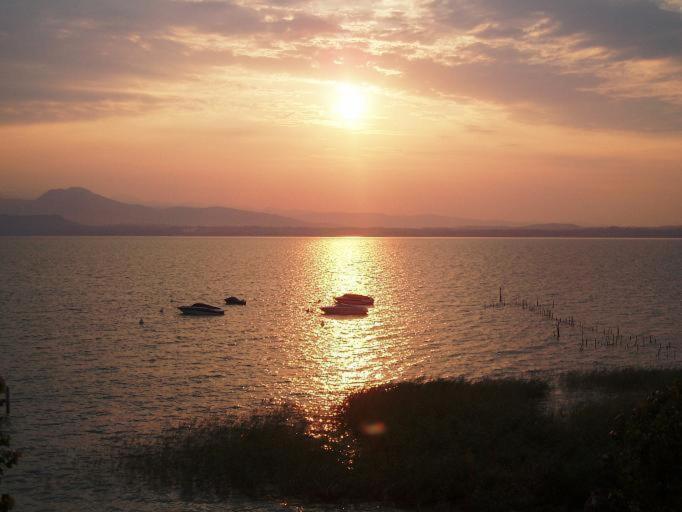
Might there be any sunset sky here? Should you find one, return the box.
[0,0,681,225]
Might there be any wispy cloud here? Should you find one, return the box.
[0,0,680,130]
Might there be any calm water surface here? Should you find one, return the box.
[1,237,681,511]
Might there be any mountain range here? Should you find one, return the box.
[268,209,525,229]
[0,187,532,229]
[0,188,679,237]
[0,187,306,227]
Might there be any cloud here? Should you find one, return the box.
[0,85,167,124]
[371,44,682,131]
[0,0,680,131]
[430,0,682,59]
[0,0,338,123]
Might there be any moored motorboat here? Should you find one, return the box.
[225,296,247,306]
[178,303,225,315]
[320,304,368,316]
[334,293,374,306]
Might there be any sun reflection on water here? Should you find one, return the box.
[298,238,396,416]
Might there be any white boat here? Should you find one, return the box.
[320,304,368,316]
[334,293,374,306]
[178,303,225,316]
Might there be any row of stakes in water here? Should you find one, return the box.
[484,287,676,360]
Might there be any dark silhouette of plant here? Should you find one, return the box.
[121,371,682,511]
[123,404,346,500]
[609,381,682,512]
[0,377,17,512]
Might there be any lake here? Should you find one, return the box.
[1,237,680,511]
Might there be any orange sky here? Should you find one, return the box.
[0,0,681,225]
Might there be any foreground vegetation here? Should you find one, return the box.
[0,377,17,512]
[123,369,682,511]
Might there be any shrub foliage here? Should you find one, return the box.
[0,377,17,512]
[123,372,682,511]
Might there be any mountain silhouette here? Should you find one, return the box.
[0,187,307,227]
[272,209,519,229]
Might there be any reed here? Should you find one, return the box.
[561,367,682,393]
[0,376,18,512]
[121,372,682,511]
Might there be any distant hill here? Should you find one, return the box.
[1,214,680,238]
[0,214,83,235]
[520,223,582,230]
[1,188,678,235]
[272,209,518,229]
[0,187,307,227]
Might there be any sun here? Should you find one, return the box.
[333,83,368,125]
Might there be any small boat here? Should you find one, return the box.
[178,303,224,315]
[320,304,368,316]
[334,293,374,306]
[225,296,247,306]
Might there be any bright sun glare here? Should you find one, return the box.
[333,83,367,125]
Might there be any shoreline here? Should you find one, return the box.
[2,215,681,238]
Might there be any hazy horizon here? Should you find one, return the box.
[4,185,681,228]
[1,1,681,226]
[0,186,536,225]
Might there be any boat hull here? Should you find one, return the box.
[178,306,224,316]
[335,293,374,306]
[320,305,368,316]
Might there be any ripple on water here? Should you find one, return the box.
[0,237,681,510]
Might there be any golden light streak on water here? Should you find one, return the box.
[299,238,396,415]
